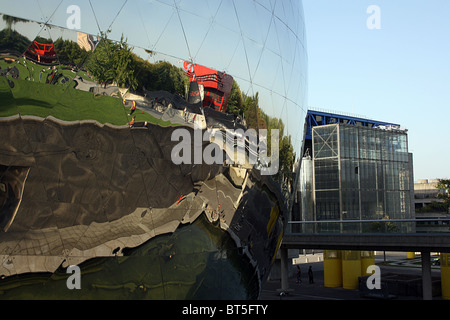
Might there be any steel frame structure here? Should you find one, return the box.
[304,109,401,140]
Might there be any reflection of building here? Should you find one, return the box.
[414,179,449,232]
[77,32,96,51]
[297,110,415,233]
[24,41,57,64]
[415,179,442,209]
[183,61,233,112]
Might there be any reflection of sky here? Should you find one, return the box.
[0,0,308,154]
[0,19,78,43]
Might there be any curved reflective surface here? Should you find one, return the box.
[0,0,307,299]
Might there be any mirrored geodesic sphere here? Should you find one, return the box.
[0,0,307,299]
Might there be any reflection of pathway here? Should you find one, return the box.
[198,173,241,228]
[72,75,98,92]
[136,101,189,127]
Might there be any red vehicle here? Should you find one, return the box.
[183,61,233,113]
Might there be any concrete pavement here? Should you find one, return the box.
[260,260,368,300]
[260,252,443,300]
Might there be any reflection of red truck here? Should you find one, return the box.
[183,61,233,113]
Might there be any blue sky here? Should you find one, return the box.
[302,0,450,181]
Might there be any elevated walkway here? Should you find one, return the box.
[282,233,450,252]
[278,220,450,300]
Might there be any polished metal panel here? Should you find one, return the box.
[0,1,307,299]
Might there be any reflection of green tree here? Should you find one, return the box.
[0,28,31,54]
[87,34,138,90]
[2,14,27,30]
[226,80,244,116]
[369,217,399,233]
[0,15,34,54]
[53,38,91,66]
[243,92,259,130]
[135,59,188,96]
[82,33,188,95]
[436,179,450,214]
[230,90,295,183]
[279,135,294,179]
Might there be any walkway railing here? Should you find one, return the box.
[287,218,450,235]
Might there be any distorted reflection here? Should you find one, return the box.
[0,1,307,299]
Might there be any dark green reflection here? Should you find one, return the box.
[0,215,259,300]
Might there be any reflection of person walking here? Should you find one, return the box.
[308,266,314,284]
[296,266,302,284]
[129,115,136,128]
[129,101,136,115]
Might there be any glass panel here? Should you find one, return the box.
[313,124,338,159]
[341,189,359,220]
[315,190,340,221]
[314,158,339,190]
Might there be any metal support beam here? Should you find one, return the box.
[421,251,432,300]
[282,233,450,253]
[304,109,401,140]
[279,247,290,293]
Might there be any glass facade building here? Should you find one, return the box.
[298,111,414,234]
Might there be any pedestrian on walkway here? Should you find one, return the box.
[296,266,302,284]
[308,266,314,284]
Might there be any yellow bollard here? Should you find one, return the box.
[323,250,342,287]
[360,251,375,276]
[342,250,361,289]
[407,252,416,259]
[441,253,450,300]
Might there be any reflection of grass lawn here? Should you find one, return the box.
[0,76,173,127]
[0,58,90,83]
